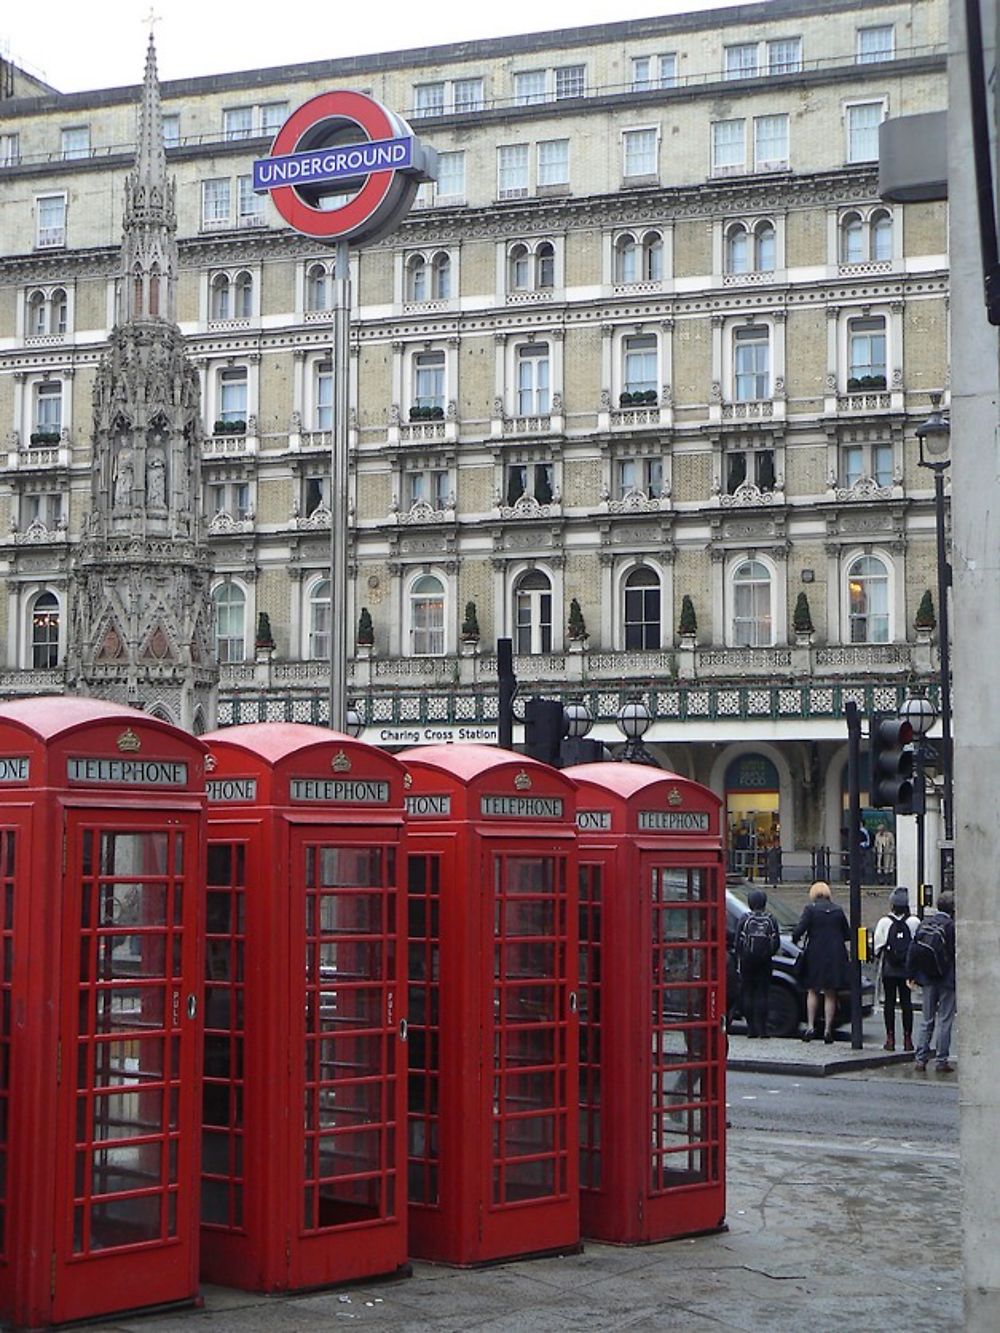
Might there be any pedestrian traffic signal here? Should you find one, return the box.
[523,697,565,767]
[869,715,914,810]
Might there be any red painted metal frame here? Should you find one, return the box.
[398,744,580,1266]
[565,762,727,1245]
[199,723,408,1293]
[0,697,206,1329]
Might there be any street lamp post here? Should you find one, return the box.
[900,693,937,918]
[915,394,954,854]
[616,695,659,766]
[345,701,364,739]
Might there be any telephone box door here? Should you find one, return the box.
[484,843,577,1257]
[290,827,404,1284]
[644,855,725,1237]
[53,809,203,1324]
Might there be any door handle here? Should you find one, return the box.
[187,994,198,1021]
[399,1019,408,1042]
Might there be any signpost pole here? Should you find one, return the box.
[328,238,351,732]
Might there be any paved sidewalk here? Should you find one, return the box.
[81,1127,962,1333]
[728,1008,958,1077]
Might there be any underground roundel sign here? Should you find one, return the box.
[252,89,436,245]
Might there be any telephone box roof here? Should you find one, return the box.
[202,722,356,765]
[0,695,198,745]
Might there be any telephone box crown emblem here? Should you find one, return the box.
[204,753,217,773]
[403,771,413,788]
[331,750,352,773]
[514,769,532,791]
[117,727,141,753]
[667,787,683,806]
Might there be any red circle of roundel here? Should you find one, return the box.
[268,90,397,239]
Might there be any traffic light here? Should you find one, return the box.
[523,697,565,767]
[869,715,914,810]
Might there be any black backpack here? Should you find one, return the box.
[738,912,775,964]
[884,917,911,968]
[911,916,950,980]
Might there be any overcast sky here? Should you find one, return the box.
[2,0,748,94]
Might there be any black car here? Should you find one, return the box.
[725,889,875,1037]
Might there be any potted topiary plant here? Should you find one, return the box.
[567,597,588,643]
[356,606,374,649]
[915,589,936,641]
[461,600,480,643]
[793,591,815,646]
[678,594,697,647]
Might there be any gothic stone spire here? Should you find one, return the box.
[121,31,177,324]
[67,34,217,732]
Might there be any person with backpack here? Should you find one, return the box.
[907,891,957,1073]
[734,888,781,1038]
[873,886,920,1051]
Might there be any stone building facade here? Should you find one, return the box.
[0,0,949,871]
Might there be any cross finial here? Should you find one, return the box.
[143,7,161,31]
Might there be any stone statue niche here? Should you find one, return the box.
[145,419,169,510]
[112,422,134,510]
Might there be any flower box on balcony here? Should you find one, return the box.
[846,375,887,393]
[618,390,657,408]
[408,405,445,422]
[29,431,61,446]
[213,419,247,436]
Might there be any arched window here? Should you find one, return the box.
[536,241,555,289]
[147,269,159,318]
[431,251,451,300]
[27,289,46,335]
[410,574,445,656]
[847,554,889,643]
[514,570,552,655]
[871,209,893,261]
[213,582,246,663]
[624,567,660,649]
[615,233,638,283]
[642,230,663,281]
[725,224,749,274]
[308,578,331,660]
[234,271,253,318]
[306,262,329,311]
[732,559,772,646]
[840,212,865,264]
[31,591,60,668]
[133,266,144,315]
[210,272,231,321]
[407,254,428,302]
[509,243,530,291]
[754,222,776,272]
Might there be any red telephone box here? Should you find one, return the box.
[198,723,408,1292]
[564,762,726,1244]
[399,744,579,1266]
[0,697,206,1330]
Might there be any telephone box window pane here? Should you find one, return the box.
[88,1194,163,1250]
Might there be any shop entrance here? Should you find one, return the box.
[724,755,780,880]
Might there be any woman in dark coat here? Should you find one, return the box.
[792,880,849,1043]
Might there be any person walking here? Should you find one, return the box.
[907,891,957,1073]
[735,888,781,1038]
[874,885,920,1051]
[792,880,849,1043]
